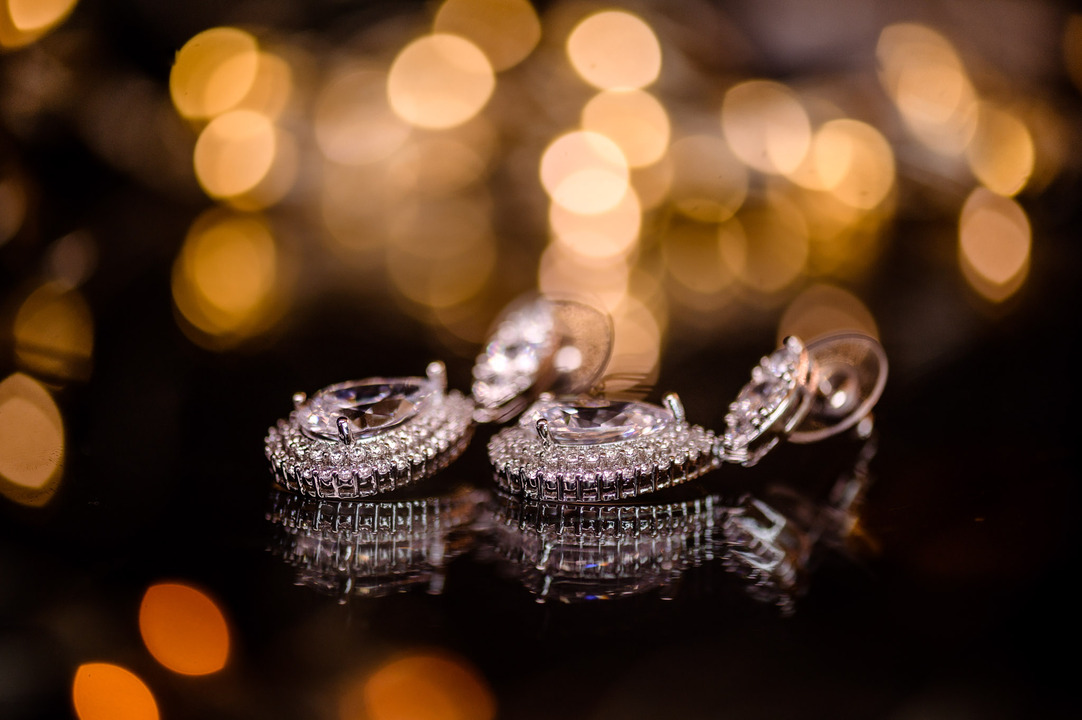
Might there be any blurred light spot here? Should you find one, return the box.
[72,663,158,720]
[958,188,1030,302]
[343,651,496,720]
[812,119,895,210]
[662,220,735,296]
[235,51,293,118]
[316,67,410,166]
[0,0,78,48]
[13,282,93,381]
[320,163,393,254]
[0,171,28,247]
[170,27,260,120]
[720,201,809,294]
[581,89,670,168]
[0,373,63,507]
[434,0,541,71]
[566,10,661,90]
[549,188,640,260]
[139,583,229,675]
[877,23,978,155]
[172,210,284,348]
[46,231,98,289]
[668,135,747,222]
[193,110,283,203]
[540,130,629,215]
[777,284,879,344]
[965,102,1034,197]
[387,34,495,130]
[390,135,489,196]
[1064,16,1082,94]
[606,296,662,395]
[387,197,496,308]
[539,245,629,311]
[722,80,811,175]
[631,153,673,211]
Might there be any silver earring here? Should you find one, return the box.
[717,333,887,466]
[264,295,614,499]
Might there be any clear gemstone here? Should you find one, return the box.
[521,398,673,446]
[301,377,438,442]
[472,299,555,409]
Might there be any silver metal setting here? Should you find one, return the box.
[488,396,718,502]
[264,369,475,500]
[718,333,887,466]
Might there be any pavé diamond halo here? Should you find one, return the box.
[487,392,718,502]
[265,362,476,499]
[265,295,616,499]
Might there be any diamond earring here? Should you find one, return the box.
[717,333,887,466]
[487,392,718,502]
[264,295,614,499]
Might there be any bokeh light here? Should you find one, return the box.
[965,101,1034,197]
[0,372,64,507]
[566,10,661,90]
[234,50,294,119]
[722,80,811,175]
[668,134,747,223]
[340,651,496,720]
[387,34,495,130]
[0,166,27,247]
[172,210,286,348]
[434,0,541,71]
[0,0,79,48]
[549,187,641,260]
[72,663,158,720]
[877,23,978,156]
[958,188,1031,302]
[811,119,895,210]
[777,283,879,343]
[13,281,94,381]
[170,27,260,120]
[719,201,809,295]
[538,244,630,312]
[139,582,230,675]
[540,130,629,215]
[580,89,670,168]
[193,109,288,204]
[387,196,496,309]
[662,219,735,299]
[316,67,411,166]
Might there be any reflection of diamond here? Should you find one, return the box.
[302,378,438,441]
[521,398,671,445]
[723,337,804,454]
[472,299,555,409]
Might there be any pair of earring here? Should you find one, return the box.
[264,295,887,501]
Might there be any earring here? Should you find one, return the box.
[717,333,887,466]
[264,295,614,499]
[487,392,717,502]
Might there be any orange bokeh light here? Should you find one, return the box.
[72,663,159,720]
[139,582,230,675]
[342,651,496,720]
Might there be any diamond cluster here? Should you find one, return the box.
[720,336,808,464]
[520,398,672,445]
[488,400,717,502]
[265,388,475,500]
